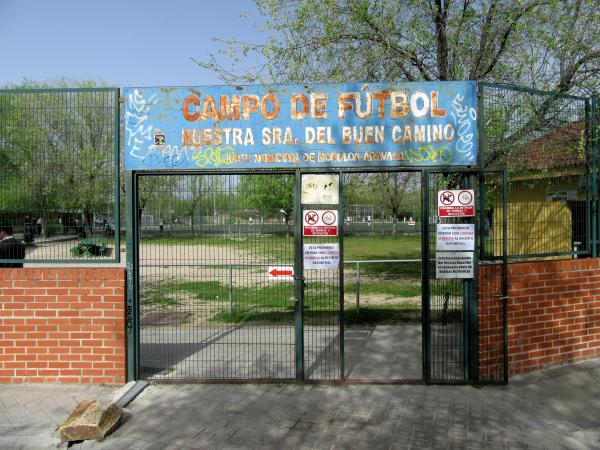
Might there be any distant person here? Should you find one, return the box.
[159,217,165,235]
[0,224,26,268]
[23,216,35,244]
[248,217,253,225]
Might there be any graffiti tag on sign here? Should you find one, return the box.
[301,174,339,204]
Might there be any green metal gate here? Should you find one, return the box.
[133,173,298,380]
[128,168,508,383]
[422,169,508,383]
[423,171,469,383]
[476,170,508,384]
[128,171,347,381]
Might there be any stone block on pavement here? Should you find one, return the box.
[59,400,123,442]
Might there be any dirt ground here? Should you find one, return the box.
[24,240,421,325]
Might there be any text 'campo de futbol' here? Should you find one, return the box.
[180,90,459,147]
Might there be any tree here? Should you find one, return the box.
[201,0,600,95]
[237,174,294,235]
[370,173,418,236]
[199,0,597,212]
[0,79,117,236]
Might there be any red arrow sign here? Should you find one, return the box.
[269,268,293,277]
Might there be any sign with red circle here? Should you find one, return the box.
[303,210,338,236]
[458,190,473,205]
[322,211,336,225]
[438,189,475,217]
[439,191,455,205]
[305,211,319,225]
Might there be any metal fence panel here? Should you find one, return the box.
[0,88,120,263]
[138,174,296,380]
[477,171,508,383]
[302,193,342,381]
[425,172,468,383]
[481,83,590,260]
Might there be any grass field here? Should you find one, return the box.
[140,234,423,325]
[143,234,420,258]
[141,278,421,325]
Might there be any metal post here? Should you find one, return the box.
[113,88,121,263]
[355,261,360,317]
[421,170,431,383]
[294,170,304,380]
[228,264,233,314]
[467,173,478,381]
[125,171,138,382]
[338,170,345,380]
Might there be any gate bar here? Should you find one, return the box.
[294,170,304,379]
[467,173,478,381]
[125,171,139,382]
[338,170,345,380]
[503,170,509,384]
[421,170,431,383]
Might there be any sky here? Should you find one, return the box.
[0,0,266,88]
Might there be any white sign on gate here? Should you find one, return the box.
[436,224,475,251]
[436,251,474,279]
[301,174,339,204]
[303,243,340,269]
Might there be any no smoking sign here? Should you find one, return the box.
[438,189,475,217]
[303,210,338,236]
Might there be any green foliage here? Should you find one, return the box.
[142,277,422,325]
[0,80,116,224]
[200,0,600,95]
[344,280,420,297]
[69,238,108,257]
[237,174,294,215]
[344,235,421,260]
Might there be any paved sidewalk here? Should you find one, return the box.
[2,360,600,449]
[0,384,116,449]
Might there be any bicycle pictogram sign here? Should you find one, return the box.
[458,190,473,205]
[322,211,336,225]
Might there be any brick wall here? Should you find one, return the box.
[479,258,600,377]
[478,263,505,381]
[0,268,126,384]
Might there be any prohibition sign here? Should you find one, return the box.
[440,191,454,205]
[458,190,473,205]
[305,211,319,225]
[322,210,336,225]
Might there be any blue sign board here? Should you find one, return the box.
[124,81,477,170]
